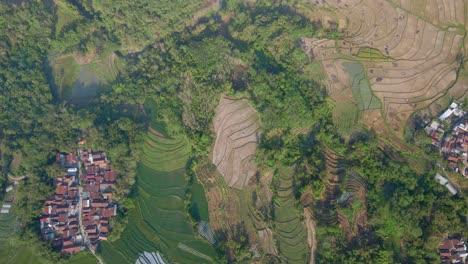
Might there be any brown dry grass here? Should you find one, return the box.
[195,160,277,255]
[212,96,261,189]
[258,228,278,256]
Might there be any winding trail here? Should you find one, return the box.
[7,174,25,182]
[304,208,317,264]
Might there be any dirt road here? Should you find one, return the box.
[304,208,317,264]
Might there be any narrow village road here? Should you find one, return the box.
[78,186,87,245]
[7,174,25,182]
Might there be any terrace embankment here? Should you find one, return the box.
[273,166,310,263]
[101,126,216,264]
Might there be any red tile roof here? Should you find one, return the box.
[56,185,68,195]
[58,213,68,223]
[62,245,81,255]
[100,207,116,218]
[104,170,117,181]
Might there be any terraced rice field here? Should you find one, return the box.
[195,159,279,258]
[101,126,216,264]
[258,228,277,256]
[333,101,360,136]
[0,214,49,264]
[356,47,395,62]
[273,167,310,263]
[135,251,166,264]
[195,162,243,237]
[212,96,261,189]
[301,0,467,139]
[190,179,210,222]
[50,50,122,101]
[0,214,15,239]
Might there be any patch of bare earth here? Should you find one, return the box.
[258,228,278,256]
[304,208,317,264]
[212,96,261,189]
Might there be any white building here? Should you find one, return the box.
[439,109,454,121]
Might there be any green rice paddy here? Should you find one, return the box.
[65,251,98,264]
[50,47,122,102]
[333,101,360,136]
[343,62,382,111]
[273,167,310,264]
[356,47,394,62]
[0,214,49,264]
[101,125,216,263]
[190,178,210,222]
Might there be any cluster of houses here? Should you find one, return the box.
[425,101,467,177]
[441,121,468,176]
[439,236,467,264]
[39,150,118,255]
[79,149,117,253]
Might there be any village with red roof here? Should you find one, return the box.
[439,235,467,264]
[425,101,468,178]
[39,149,117,255]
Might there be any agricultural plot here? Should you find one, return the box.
[0,243,49,264]
[0,214,15,239]
[135,251,166,264]
[0,214,48,264]
[50,50,123,102]
[333,101,360,136]
[194,160,278,258]
[212,96,261,189]
[343,62,381,111]
[273,167,310,264]
[356,47,395,62]
[258,228,277,256]
[190,178,210,222]
[301,0,467,139]
[101,126,216,264]
[197,221,216,244]
[194,162,243,235]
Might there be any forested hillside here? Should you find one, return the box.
[0,0,466,263]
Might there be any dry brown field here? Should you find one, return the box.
[299,0,467,142]
[212,96,262,189]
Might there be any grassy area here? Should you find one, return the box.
[64,251,98,264]
[356,47,394,62]
[0,214,49,264]
[55,0,81,37]
[0,243,49,264]
[51,55,80,98]
[50,46,123,101]
[100,123,216,263]
[190,178,210,222]
[273,167,310,263]
[0,214,16,239]
[343,62,382,111]
[333,101,359,136]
